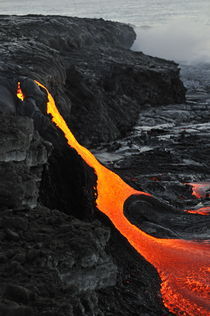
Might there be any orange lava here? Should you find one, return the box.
[30,82,210,315]
[17,82,24,101]
[186,183,210,199]
[185,206,210,216]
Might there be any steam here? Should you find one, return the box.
[132,18,210,64]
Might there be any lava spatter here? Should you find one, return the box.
[24,81,210,316]
[186,182,210,199]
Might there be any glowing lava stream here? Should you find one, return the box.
[185,207,210,216]
[36,82,210,316]
[17,82,24,101]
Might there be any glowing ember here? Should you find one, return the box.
[16,82,24,101]
[186,182,210,199]
[33,81,210,316]
[185,206,210,216]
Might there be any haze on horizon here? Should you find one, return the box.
[1,0,210,63]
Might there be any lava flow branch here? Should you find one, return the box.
[185,206,210,216]
[21,82,210,315]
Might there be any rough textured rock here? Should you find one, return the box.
[0,15,185,146]
[65,48,185,145]
[0,114,49,210]
[94,77,210,240]
[0,206,117,316]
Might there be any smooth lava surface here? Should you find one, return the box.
[20,82,210,316]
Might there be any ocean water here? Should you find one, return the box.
[0,0,209,26]
[1,0,210,63]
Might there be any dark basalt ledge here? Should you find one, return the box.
[0,206,117,316]
[0,15,185,146]
[0,15,185,315]
[0,114,49,210]
[0,113,170,315]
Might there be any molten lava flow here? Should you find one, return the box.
[31,81,209,316]
[186,182,210,199]
[185,206,210,216]
[17,82,24,101]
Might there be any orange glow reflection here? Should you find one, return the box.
[35,81,210,316]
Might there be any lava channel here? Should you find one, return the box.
[20,82,210,316]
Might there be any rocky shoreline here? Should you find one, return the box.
[0,15,185,146]
[0,15,188,316]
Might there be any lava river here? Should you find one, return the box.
[34,82,210,315]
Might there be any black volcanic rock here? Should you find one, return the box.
[0,114,49,210]
[98,99,210,240]
[0,15,188,316]
[65,48,185,145]
[0,15,185,146]
[0,206,117,316]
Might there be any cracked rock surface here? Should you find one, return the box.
[0,115,49,210]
